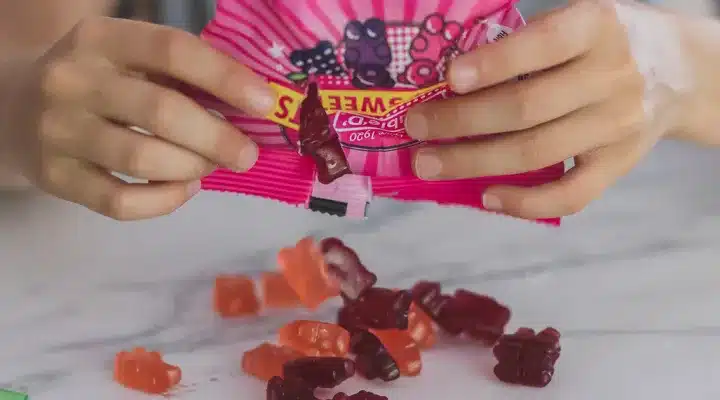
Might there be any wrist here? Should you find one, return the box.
[0,57,35,177]
[668,13,720,146]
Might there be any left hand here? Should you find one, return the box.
[405,0,659,220]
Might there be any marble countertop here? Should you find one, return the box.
[0,140,719,400]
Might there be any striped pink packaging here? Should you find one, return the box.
[194,0,566,224]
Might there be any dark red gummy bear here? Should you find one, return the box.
[267,376,317,400]
[349,330,400,382]
[409,281,463,335]
[298,82,351,184]
[451,289,511,345]
[493,327,561,388]
[338,288,411,331]
[332,391,389,400]
[282,357,355,389]
[319,238,377,301]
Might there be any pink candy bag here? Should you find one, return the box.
[193,0,565,224]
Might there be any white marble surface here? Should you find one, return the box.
[0,140,719,400]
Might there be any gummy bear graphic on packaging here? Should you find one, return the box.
[397,14,463,87]
[342,19,395,89]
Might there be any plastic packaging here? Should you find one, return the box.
[193,0,565,224]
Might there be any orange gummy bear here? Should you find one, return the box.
[407,302,436,349]
[278,320,350,357]
[278,237,338,309]
[261,272,301,308]
[213,274,260,317]
[371,329,422,376]
[114,347,182,395]
[241,342,303,381]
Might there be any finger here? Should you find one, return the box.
[44,110,215,181]
[39,156,200,220]
[412,95,644,180]
[448,0,611,93]
[480,133,656,219]
[71,65,257,171]
[74,17,275,116]
[406,57,626,140]
[523,7,563,24]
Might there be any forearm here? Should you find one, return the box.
[0,0,116,187]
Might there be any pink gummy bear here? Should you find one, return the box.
[399,13,463,87]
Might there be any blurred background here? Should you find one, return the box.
[114,0,720,33]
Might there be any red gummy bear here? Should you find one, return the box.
[320,237,377,301]
[349,330,400,382]
[333,390,389,400]
[337,288,412,331]
[493,327,561,388]
[451,289,511,345]
[410,282,510,342]
[267,376,317,400]
[298,82,351,184]
[283,357,355,389]
[114,347,181,395]
[410,281,463,335]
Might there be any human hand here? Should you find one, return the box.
[2,17,274,220]
[406,0,672,220]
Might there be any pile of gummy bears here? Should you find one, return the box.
[113,237,561,398]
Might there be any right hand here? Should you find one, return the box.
[3,17,275,220]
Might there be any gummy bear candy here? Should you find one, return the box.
[298,82,351,184]
[261,272,301,308]
[406,302,436,349]
[370,329,422,377]
[319,237,377,301]
[267,376,317,400]
[493,327,561,388]
[410,281,463,335]
[452,289,511,345]
[213,274,260,318]
[278,237,338,309]
[349,330,400,382]
[278,320,350,357]
[283,357,355,388]
[114,347,182,395]
[337,288,412,331]
[242,342,303,381]
[333,391,389,400]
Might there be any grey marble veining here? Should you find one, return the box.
[0,140,719,399]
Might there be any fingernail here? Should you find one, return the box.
[234,142,259,172]
[414,149,443,180]
[248,86,277,116]
[482,193,503,211]
[449,61,478,93]
[187,180,202,196]
[405,111,428,140]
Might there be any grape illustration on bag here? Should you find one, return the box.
[288,41,347,84]
[191,0,566,225]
